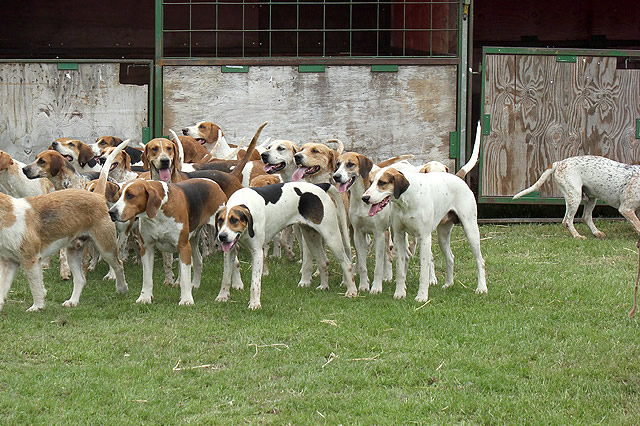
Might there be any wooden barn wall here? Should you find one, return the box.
[0,63,148,163]
[481,55,640,199]
[163,65,457,166]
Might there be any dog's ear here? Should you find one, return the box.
[141,145,150,170]
[237,204,254,238]
[328,150,337,174]
[358,155,374,180]
[48,152,66,177]
[145,183,164,219]
[213,206,226,235]
[122,151,131,171]
[291,144,299,155]
[113,137,124,146]
[78,142,96,167]
[392,170,410,199]
[0,152,13,170]
[171,139,183,176]
[104,181,121,203]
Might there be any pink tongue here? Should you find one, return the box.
[338,182,350,193]
[292,167,308,182]
[221,241,235,252]
[368,203,382,217]
[264,164,277,173]
[158,168,171,182]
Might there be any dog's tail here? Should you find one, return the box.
[94,139,130,195]
[326,139,345,156]
[231,122,268,180]
[169,129,185,170]
[512,163,557,199]
[456,121,482,179]
[326,185,352,259]
[376,154,414,168]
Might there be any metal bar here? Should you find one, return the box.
[484,46,640,57]
[155,0,164,138]
[157,57,460,66]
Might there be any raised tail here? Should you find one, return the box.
[94,139,130,195]
[512,163,556,199]
[169,129,185,171]
[456,120,482,179]
[231,122,268,179]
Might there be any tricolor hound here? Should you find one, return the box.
[51,138,101,172]
[0,144,128,312]
[215,181,357,310]
[513,155,640,239]
[362,167,487,302]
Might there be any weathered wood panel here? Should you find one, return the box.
[163,65,457,166]
[482,53,640,200]
[0,63,148,162]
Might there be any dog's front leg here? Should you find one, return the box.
[248,246,264,310]
[24,259,47,312]
[62,246,86,308]
[162,252,176,286]
[0,259,19,312]
[190,234,203,289]
[137,247,155,304]
[415,234,432,302]
[216,249,234,302]
[371,231,388,294]
[353,229,370,292]
[393,228,409,299]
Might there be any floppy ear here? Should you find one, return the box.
[0,152,13,170]
[145,184,164,219]
[171,139,183,174]
[104,181,121,203]
[78,142,96,167]
[328,150,337,173]
[213,207,225,235]
[292,144,299,154]
[358,155,374,180]
[122,151,131,170]
[113,137,124,145]
[141,145,150,170]
[48,153,66,177]
[393,171,410,199]
[238,204,254,238]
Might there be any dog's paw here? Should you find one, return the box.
[594,231,607,239]
[298,280,311,288]
[415,294,429,303]
[103,271,117,281]
[344,289,358,298]
[475,286,488,294]
[215,292,230,303]
[136,295,153,304]
[316,284,329,291]
[370,285,383,295]
[358,284,370,293]
[26,304,45,312]
[248,300,262,310]
[60,272,71,281]
[393,291,407,299]
[574,234,587,240]
[441,281,454,289]
[178,298,194,306]
[232,280,244,290]
[62,299,78,308]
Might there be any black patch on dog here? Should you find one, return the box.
[252,183,284,205]
[178,180,214,231]
[294,188,324,224]
[125,147,143,164]
[39,209,60,226]
[237,204,254,238]
[314,182,331,192]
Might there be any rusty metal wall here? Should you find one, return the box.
[163,65,457,166]
[0,63,148,162]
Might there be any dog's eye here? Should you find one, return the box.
[217,217,224,226]
[229,217,238,225]
[37,159,45,165]
[347,161,355,168]
[68,142,75,147]
[151,147,158,152]
[125,192,134,200]
[378,180,386,187]
[336,162,342,168]
[277,146,285,151]
[311,149,319,154]
[198,125,205,129]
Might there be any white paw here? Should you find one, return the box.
[415,294,429,303]
[179,298,194,306]
[344,289,358,298]
[216,293,230,303]
[316,284,329,291]
[393,291,406,300]
[475,286,488,294]
[62,299,77,308]
[298,280,311,288]
[27,304,45,312]
[136,295,153,304]
[248,300,262,310]
[232,281,244,290]
[116,284,128,294]
[441,281,454,289]
[370,285,383,295]
[103,271,117,281]
[358,284,370,293]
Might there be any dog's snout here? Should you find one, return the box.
[108,209,119,222]
[361,195,370,204]
[218,232,229,242]
[260,152,269,162]
[51,141,58,147]
[159,157,170,168]
[294,153,303,165]
[182,128,189,135]
[332,173,341,182]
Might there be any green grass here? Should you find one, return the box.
[2,221,640,424]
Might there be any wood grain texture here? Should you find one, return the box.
[163,65,457,167]
[0,63,148,162]
[482,54,640,199]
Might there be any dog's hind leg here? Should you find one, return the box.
[62,247,86,308]
[392,228,409,300]
[317,227,357,297]
[436,221,455,289]
[559,183,586,239]
[353,229,370,292]
[583,196,606,238]
[190,234,203,289]
[0,259,19,311]
[59,248,71,280]
[216,249,235,302]
[300,228,330,290]
[461,220,487,294]
[162,252,177,287]
[92,226,128,295]
[415,234,433,302]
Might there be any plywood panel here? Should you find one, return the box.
[482,53,640,200]
[163,65,457,166]
[0,63,148,162]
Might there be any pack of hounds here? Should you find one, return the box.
[2,120,638,313]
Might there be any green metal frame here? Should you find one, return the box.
[1,58,154,145]
[478,46,640,204]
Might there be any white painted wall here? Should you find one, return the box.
[163,65,457,166]
[0,63,148,162]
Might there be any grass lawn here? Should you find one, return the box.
[1,220,640,424]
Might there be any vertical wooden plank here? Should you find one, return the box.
[481,54,515,197]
